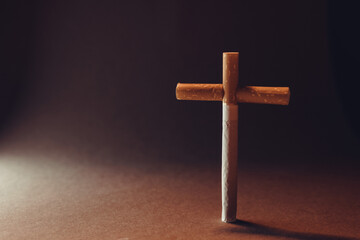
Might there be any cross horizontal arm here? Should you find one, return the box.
[176,83,223,101]
[176,83,290,105]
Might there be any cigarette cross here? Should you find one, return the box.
[176,52,290,223]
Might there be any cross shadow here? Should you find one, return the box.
[221,219,359,240]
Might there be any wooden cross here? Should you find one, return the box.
[175,52,290,223]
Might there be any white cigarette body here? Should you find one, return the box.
[221,103,238,222]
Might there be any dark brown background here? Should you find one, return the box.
[0,0,359,239]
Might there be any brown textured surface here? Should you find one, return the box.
[237,86,290,105]
[0,126,359,240]
[223,52,239,104]
[176,84,290,105]
[176,83,223,101]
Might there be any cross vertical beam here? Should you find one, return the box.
[222,52,239,222]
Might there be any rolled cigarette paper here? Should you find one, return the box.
[236,86,290,105]
[176,84,290,105]
[221,52,239,223]
[222,103,238,222]
[223,53,238,105]
[176,83,223,101]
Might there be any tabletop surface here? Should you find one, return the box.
[0,126,359,240]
